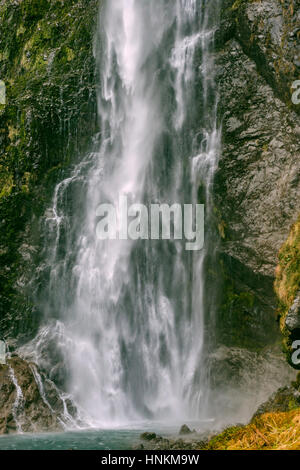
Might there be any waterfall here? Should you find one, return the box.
[25,0,221,428]
[30,365,54,413]
[9,367,25,433]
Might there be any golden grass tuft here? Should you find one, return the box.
[205,409,300,450]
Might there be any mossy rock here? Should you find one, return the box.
[0,0,100,340]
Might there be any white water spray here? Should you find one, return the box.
[26,0,221,428]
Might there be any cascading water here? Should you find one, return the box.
[24,0,221,428]
[9,367,25,433]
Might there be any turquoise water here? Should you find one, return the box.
[0,429,144,450]
[0,422,187,450]
[0,421,210,450]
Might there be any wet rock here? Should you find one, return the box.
[137,432,208,451]
[294,55,300,68]
[0,356,69,434]
[214,27,300,348]
[207,1,300,356]
[179,424,193,435]
[285,292,300,332]
[0,0,99,340]
[252,383,300,419]
[140,432,157,441]
[207,345,295,424]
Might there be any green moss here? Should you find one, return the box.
[0,0,100,339]
[231,0,244,11]
[274,216,300,364]
[0,173,13,198]
[206,425,244,449]
[275,218,300,312]
[216,256,267,349]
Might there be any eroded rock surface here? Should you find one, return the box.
[0,356,71,434]
[214,0,300,348]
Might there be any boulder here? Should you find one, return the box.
[140,432,157,441]
[285,292,300,332]
[179,424,193,435]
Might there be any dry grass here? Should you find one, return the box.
[205,409,300,450]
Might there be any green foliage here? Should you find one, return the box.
[205,424,245,450]
[274,216,300,363]
[275,217,300,311]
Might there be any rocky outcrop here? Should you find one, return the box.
[253,383,300,418]
[213,0,300,349]
[179,424,194,435]
[136,430,208,451]
[0,355,74,434]
[207,345,295,424]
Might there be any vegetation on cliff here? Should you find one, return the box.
[275,217,300,314]
[275,217,300,365]
[0,0,99,340]
[215,0,300,350]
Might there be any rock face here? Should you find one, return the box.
[0,356,72,434]
[207,345,296,424]
[253,384,300,418]
[0,0,99,341]
[213,0,300,349]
